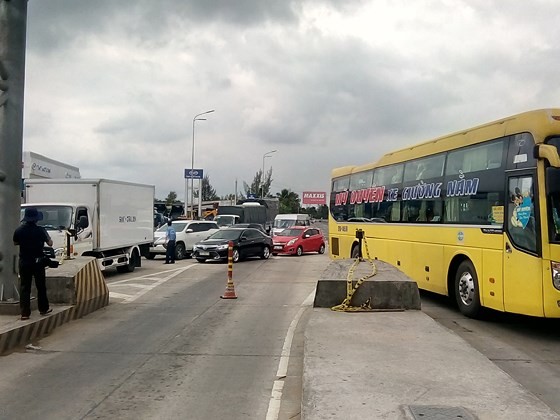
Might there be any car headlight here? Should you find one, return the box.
[287,239,297,246]
[552,262,560,290]
[217,244,229,250]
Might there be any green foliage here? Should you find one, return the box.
[201,175,219,201]
[276,189,300,213]
[165,191,178,205]
[243,168,273,198]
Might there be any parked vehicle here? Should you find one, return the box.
[272,226,325,256]
[272,214,311,236]
[215,214,241,228]
[149,220,219,260]
[22,178,154,272]
[216,199,278,233]
[193,228,273,263]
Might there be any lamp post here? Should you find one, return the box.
[188,109,214,218]
[261,150,277,198]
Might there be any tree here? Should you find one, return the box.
[276,189,300,213]
[243,168,273,198]
[165,191,178,205]
[200,175,219,201]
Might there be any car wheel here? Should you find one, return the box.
[455,260,482,318]
[146,253,155,260]
[318,243,325,254]
[196,258,206,263]
[232,248,240,263]
[296,246,303,256]
[175,242,186,260]
[261,246,271,260]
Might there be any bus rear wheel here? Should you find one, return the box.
[455,260,481,318]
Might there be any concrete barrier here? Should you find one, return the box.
[313,259,421,310]
[0,256,109,354]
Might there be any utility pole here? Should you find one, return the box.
[0,0,28,302]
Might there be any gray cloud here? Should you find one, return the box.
[22,0,560,200]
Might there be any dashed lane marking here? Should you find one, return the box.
[108,265,196,304]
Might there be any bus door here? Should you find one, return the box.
[503,173,543,316]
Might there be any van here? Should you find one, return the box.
[272,214,311,236]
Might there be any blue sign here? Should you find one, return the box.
[184,169,204,179]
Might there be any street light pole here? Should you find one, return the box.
[189,109,214,219]
[261,150,277,198]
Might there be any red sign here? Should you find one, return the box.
[302,191,327,205]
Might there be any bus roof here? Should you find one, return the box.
[332,108,560,177]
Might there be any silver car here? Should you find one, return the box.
[147,220,220,260]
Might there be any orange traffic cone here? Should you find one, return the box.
[221,241,238,299]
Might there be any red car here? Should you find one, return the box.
[272,226,326,256]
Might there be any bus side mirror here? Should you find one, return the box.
[546,167,560,195]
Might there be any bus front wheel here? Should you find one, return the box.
[454,260,481,318]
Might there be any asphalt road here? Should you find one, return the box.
[421,290,560,415]
[0,253,326,420]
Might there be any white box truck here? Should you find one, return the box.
[22,179,154,272]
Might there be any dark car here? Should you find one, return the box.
[233,223,268,235]
[193,228,273,263]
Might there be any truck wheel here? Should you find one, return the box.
[117,249,138,273]
[175,243,186,260]
[455,260,482,318]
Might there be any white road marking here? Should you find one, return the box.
[108,265,196,303]
[266,289,315,420]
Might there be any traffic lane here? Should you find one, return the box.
[0,251,326,419]
[420,290,560,415]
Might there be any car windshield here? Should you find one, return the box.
[207,229,242,240]
[274,219,295,229]
[276,228,302,237]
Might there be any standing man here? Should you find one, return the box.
[165,220,176,264]
[13,207,53,320]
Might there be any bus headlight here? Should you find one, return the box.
[551,262,560,290]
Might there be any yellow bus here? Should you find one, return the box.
[329,109,560,318]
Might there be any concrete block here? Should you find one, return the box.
[314,259,421,310]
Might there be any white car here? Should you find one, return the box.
[147,220,220,260]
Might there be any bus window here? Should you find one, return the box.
[506,133,537,170]
[349,170,373,190]
[507,176,537,253]
[373,164,403,186]
[404,155,445,182]
[446,139,506,176]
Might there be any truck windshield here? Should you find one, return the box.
[20,205,73,230]
[274,219,295,229]
[215,216,236,227]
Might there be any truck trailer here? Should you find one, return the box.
[22,179,154,272]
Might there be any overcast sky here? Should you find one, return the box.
[22,0,560,201]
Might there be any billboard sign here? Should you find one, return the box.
[302,191,327,205]
[184,168,204,179]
